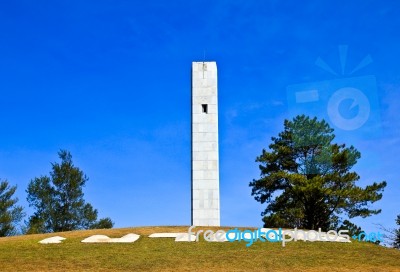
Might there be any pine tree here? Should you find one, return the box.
[250,115,387,230]
[0,180,24,236]
[394,215,400,249]
[26,150,113,233]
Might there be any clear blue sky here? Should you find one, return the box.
[0,1,399,233]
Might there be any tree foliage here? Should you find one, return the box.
[26,150,113,233]
[250,115,387,230]
[337,220,363,238]
[338,220,380,245]
[90,217,114,229]
[0,180,24,236]
[394,215,400,249]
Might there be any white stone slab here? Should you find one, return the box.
[81,235,111,243]
[111,234,140,243]
[148,232,196,242]
[175,233,197,242]
[39,236,66,244]
[81,233,140,243]
[149,233,182,238]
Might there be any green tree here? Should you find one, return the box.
[90,217,114,229]
[0,180,24,236]
[26,150,113,233]
[394,215,400,249]
[249,115,387,230]
[337,220,363,238]
[337,219,380,244]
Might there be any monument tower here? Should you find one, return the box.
[191,61,220,226]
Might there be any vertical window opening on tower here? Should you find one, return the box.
[202,104,208,114]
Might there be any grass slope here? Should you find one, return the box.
[0,226,399,272]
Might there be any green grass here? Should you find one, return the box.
[0,226,399,271]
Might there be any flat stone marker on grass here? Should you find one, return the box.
[149,232,196,242]
[175,233,196,242]
[81,235,110,243]
[39,236,66,244]
[81,234,140,243]
[149,233,182,238]
[113,234,140,243]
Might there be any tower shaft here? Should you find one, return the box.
[191,61,220,226]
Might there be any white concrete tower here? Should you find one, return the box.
[191,61,220,226]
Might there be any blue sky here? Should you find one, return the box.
[0,0,399,233]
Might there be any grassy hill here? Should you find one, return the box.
[0,226,399,271]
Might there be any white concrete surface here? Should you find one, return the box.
[192,61,220,227]
[149,233,182,238]
[112,234,140,243]
[148,233,197,242]
[175,233,197,242]
[81,234,140,243]
[81,235,111,243]
[39,236,66,244]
